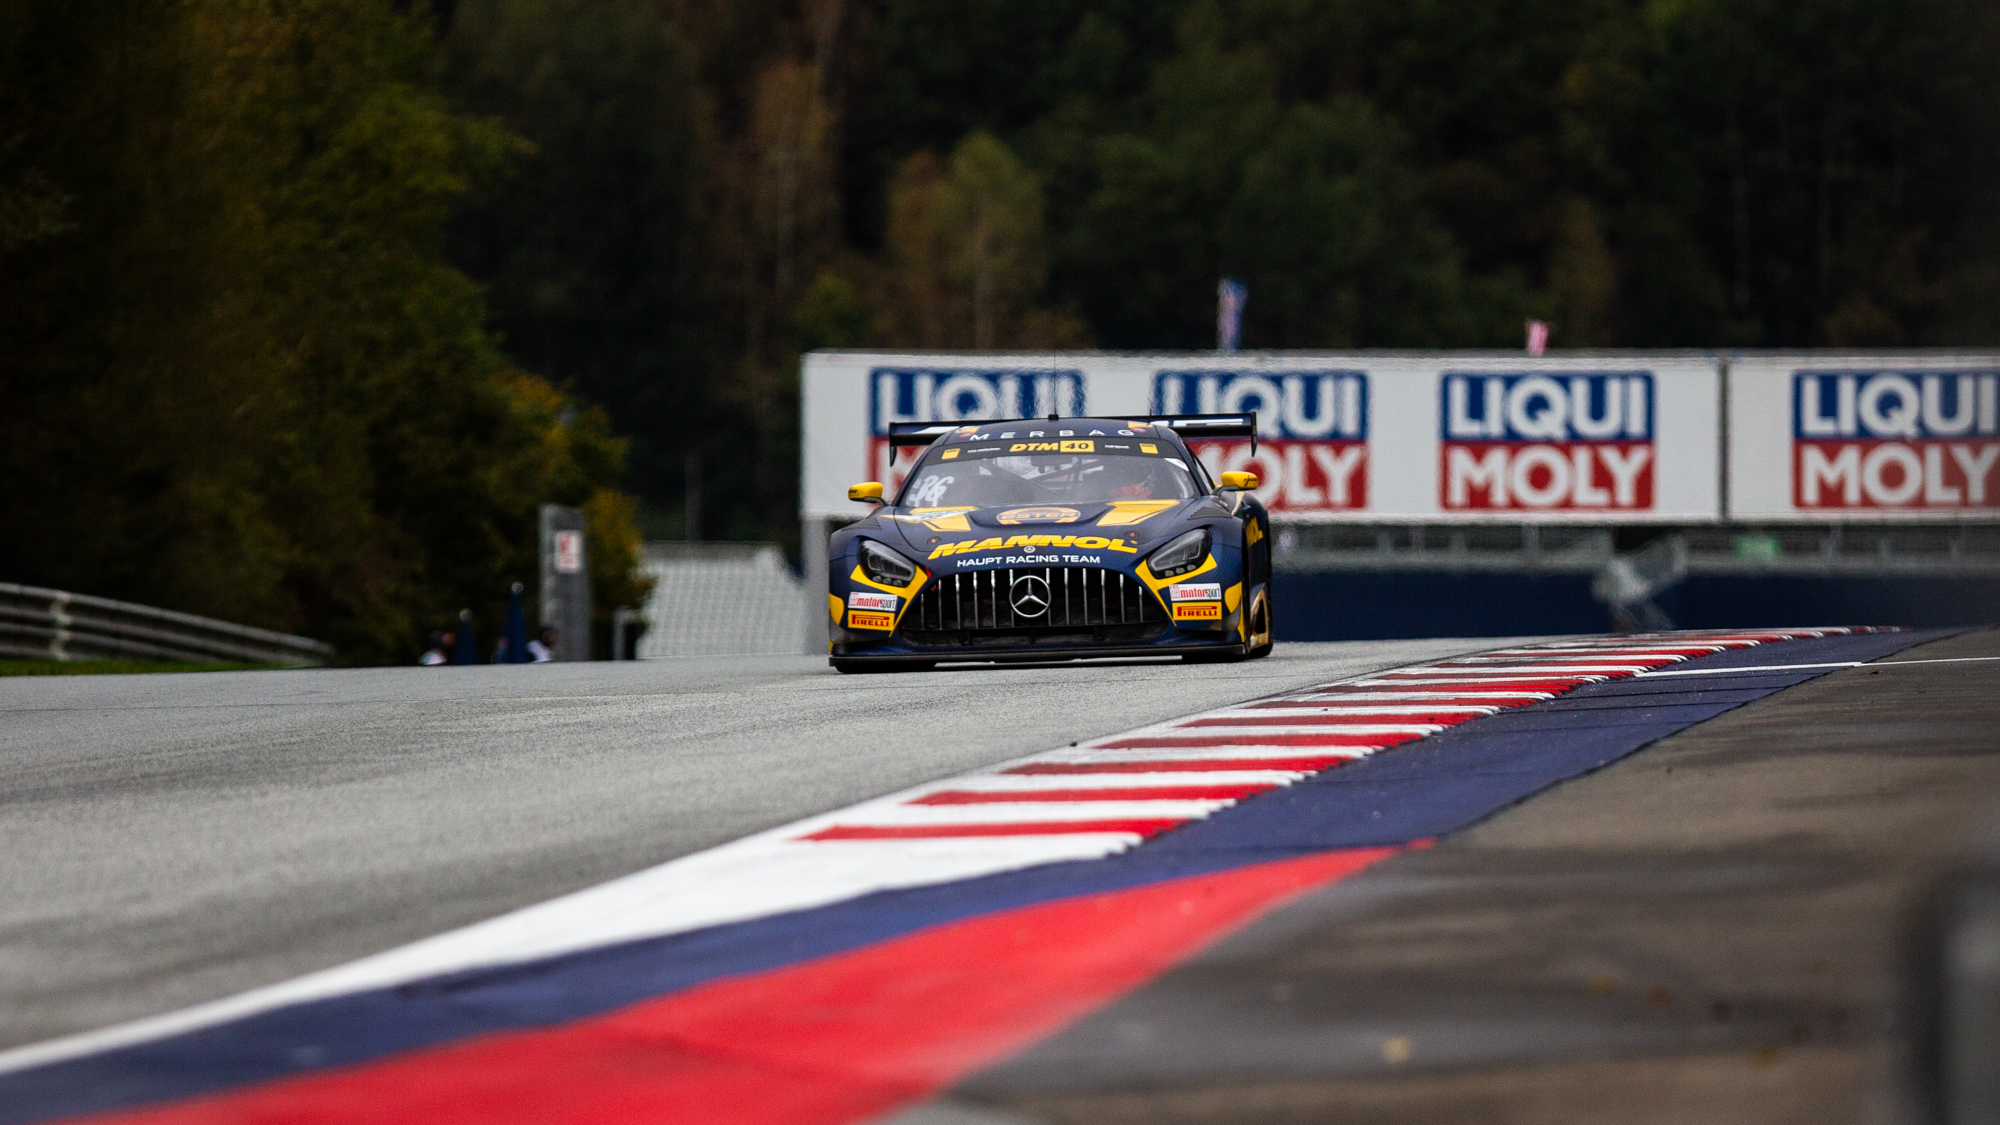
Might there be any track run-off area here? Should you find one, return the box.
[2,628,1997,1124]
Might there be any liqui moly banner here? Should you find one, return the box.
[1152,370,1369,514]
[801,351,1721,521]
[1372,356,1718,521]
[1730,357,2000,519]
[865,367,1085,494]
[1437,373,1656,511]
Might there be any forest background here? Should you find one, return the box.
[2,0,1997,663]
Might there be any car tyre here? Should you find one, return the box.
[1247,592,1274,659]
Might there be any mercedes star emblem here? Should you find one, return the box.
[1009,574,1051,618]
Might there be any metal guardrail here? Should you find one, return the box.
[0,582,334,666]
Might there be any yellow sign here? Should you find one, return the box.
[1005,440,1094,453]
[1140,443,1158,454]
[1173,602,1223,622]
[941,448,959,460]
[847,609,895,631]
[997,506,1081,525]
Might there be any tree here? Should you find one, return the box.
[444,0,712,527]
[0,0,650,663]
[876,131,1082,349]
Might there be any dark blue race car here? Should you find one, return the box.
[827,414,1275,673]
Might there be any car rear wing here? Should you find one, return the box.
[1141,413,1258,454]
[888,412,1258,452]
[886,422,974,447]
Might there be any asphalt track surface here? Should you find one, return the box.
[917,626,2000,1125]
[5,629,1996,1125]
[0,639,1487,1052]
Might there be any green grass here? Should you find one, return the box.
[0,659,292,677]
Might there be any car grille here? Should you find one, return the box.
[908,567,1165,633]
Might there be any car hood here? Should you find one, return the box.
[869,497,1224,562]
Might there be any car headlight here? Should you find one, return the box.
[1146,528,1209,579]
[858,539,918,586]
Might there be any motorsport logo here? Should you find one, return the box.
[1440,372,1654,510]
[845,590,899,631]
[1168,581,1223,623]
[1153,370,1367,513]
[869,368,1086,493]
[1791,371,2000,510]
[996,507,1082,525]
[928,534,1138,569]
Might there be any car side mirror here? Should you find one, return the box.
[1219,471,1259,491]
[848,482,885,504]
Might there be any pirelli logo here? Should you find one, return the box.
[847,609,895,631]
[1172,601,1223,622]
[1007,440,1093,453]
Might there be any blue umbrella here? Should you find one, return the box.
[454,609,480,666]
[502,582,531,664]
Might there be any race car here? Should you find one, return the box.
[827,414,1274,672]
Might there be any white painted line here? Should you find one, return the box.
[1286,690,1557,700]
[1011,768,1325,781]
[1376,660,1656,668]
[1010,765,1319,780]
[1060,744,1388,760]
[1636,662,1862,676]
[1646,655,1999,676]
[1349,677,1612,686]
[1030,745,1375,763]
[1192,700,1504,708]
[817,800,1234,824]
[1443,655,1693,664]
[1277,688,1535,697]
[906,772,1296,793]
[1457,645,1711,651]
[1157,723,1444,736]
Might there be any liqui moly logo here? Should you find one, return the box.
[1440,373,1655,511]
[1153,371,1369,513]
[867,368,1086,492]
[1792,371,2000,509]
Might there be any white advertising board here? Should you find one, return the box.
[1729,354,2000,521]
[801,351,1722,523]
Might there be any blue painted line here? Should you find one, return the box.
[1536,689,1780,709]
[0,628,1959,1125]
[1464,705,1749,731]
[1657,631,1925,669]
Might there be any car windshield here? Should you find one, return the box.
[900,450,1203,508]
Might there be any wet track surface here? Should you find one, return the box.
[0,639,1484,1051]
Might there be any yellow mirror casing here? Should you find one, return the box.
[848,482,885,503]
[1219,471,1259,491]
